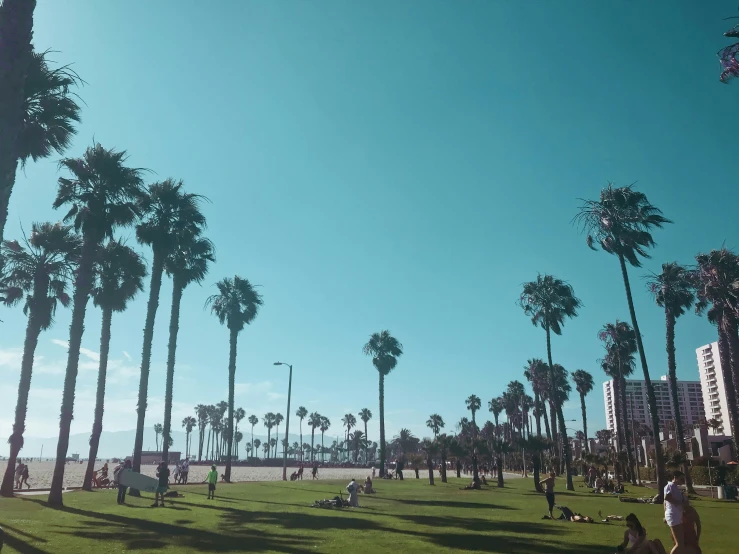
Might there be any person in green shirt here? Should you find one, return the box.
[205,465,218,499]
[152,461,170,507]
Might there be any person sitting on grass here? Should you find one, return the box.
[205,465,218,500]
[363,476,375,493]
[152,461,170,507]
[616,513,666,554]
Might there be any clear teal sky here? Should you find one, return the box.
[1,1,737,452]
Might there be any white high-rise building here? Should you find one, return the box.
[603,376,704,437]
[696,342,733,436]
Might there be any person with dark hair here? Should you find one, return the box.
[616,514,666,553]
[539,471,556,519]
[116,459,132,504]
[152,461,170,507]
[664,471,687,554]
[682,505,702,554]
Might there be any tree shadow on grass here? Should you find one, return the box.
[19,499,315,553]
[0,522,48,543]
[396,515,567,535]
[221,507,387,532]
[395,499,517,510]
[2,531,51,554]
[420,531,609,553]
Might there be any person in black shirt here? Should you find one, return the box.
[152,461,170,507]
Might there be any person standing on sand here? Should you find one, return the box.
[181,459,189,484]
[13,459,24,490]
[539,471,556,520]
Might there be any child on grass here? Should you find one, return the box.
[205,464,218,499]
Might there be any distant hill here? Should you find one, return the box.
[1,428,325,459]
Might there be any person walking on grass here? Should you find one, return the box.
[117,460,132,504]
[664,471,687,554]
[152,461,170,507]
[205,465,218,499]
[539,471,556,520]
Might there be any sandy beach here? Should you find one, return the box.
[0,460,381,490]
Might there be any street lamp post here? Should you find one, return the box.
[274,362,293,481]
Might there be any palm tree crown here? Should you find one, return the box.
[206,275,263,332]
[426,414,445,436]
[91,240,146,312]
[575,183,672,267]
[165,234,215,289]
[362,330,403,375]
[647,262,696,318]
[519,274,582,336]
[572,369,594,398]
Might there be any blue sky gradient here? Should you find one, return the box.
[1,1,738,454]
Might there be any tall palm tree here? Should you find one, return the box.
[576,183,671,495]
[647,262,697,485]
[359,408,372,462]
[154,423,163,450]
[465,394,481,482]
[82,241,146,491]
[248,414,258,459]
[362,330,403,477]
[48,143,146,507]
[206,275,263,481]
[341,413,356,461]
[262,413,275,459]
[253,438,261,459]
[0,222,79,496]
[0,35,82,242]
[296,406,308,462]
[524,358,550,439]
[319,416,330,463]
[273,413,284,457]
[694,249,739,450]
[182,416,196,459]
[161,234,214,462]
[571,369,594,454]
[599,321,638,484]
[234,408,245,459]
[195,404,209,461]
[488,397,503,438]
[426,414,444,437]
[505,382,525,438]
[519,273,581,491]
[308,412,321,463]
[131,180,206,478]
[0,0,35,243]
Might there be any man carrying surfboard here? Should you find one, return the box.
[152,462,170,507]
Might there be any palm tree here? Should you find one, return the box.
[491,439,511,488]
[576,183,671,495]
[234,431,243,457]
[234,408,245,459]
[0,222,79,496]
[465,394,481,482]
[647,262,697,491]
[195,404,209,461]
[154,423,163,450]
[694,249,739,451]
[83,240,146,491]
[524,358,550,439]
[273,413,284,457]
[505,382,525,438]
[131,180,207,477]
[420,439,437,485]
[521,435,554,492]
[262,413,275,459]
[488,397,503,438]
[0,0,37,245]
[48,143,146,506]
[599,321,638,484]
[519,273,581,491]
[162,234,214,462]
[571,369,594,453]
[206,275,263,481]
[426,414,445,437]
[359,408,372,462]
[248,414,258,458]
[1,41,84,246]
[319,416,331,463]
[308,412,321,463]
[182,416,196,459]
[341,413,356,462]
[362,330,403,477]
[253,438,261,459]
[296,406,308,462]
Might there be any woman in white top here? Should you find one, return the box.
[664,471,686,554]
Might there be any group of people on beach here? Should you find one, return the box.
[12,459,30,490]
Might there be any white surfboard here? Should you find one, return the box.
[118,470,159,492]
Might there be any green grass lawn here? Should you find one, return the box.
[1,476,737,553]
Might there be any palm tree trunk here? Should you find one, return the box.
[496,456,504,487]
[541,401,551,441]
[299,422,303,463]
[379,373,386,477]
[664,312,695,493]
[0,312,42,496]
[617,253,666,499]
[533,452,542,492]
[0,0,36,247]
[441,454,448,483]
[206,427,211,461]
[83,308,113,491]
[720,322,739,454]
[534,392,542,437]
[364,421,368,463]
[549,402,558,453]
[579,392,589,454]
[162,280,183,463]
[131,252,164,495]
[545,321,573,491]
[225,329,238,481]
[618,376,637,485]
[310,428,315,463]
[612,378,624,451]
[426,454,435,485]
[251,426,255,460]
[48,236,96,507]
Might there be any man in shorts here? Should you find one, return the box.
[152,461,170,507]
[206,465,218,499]
[180,459,189,484]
